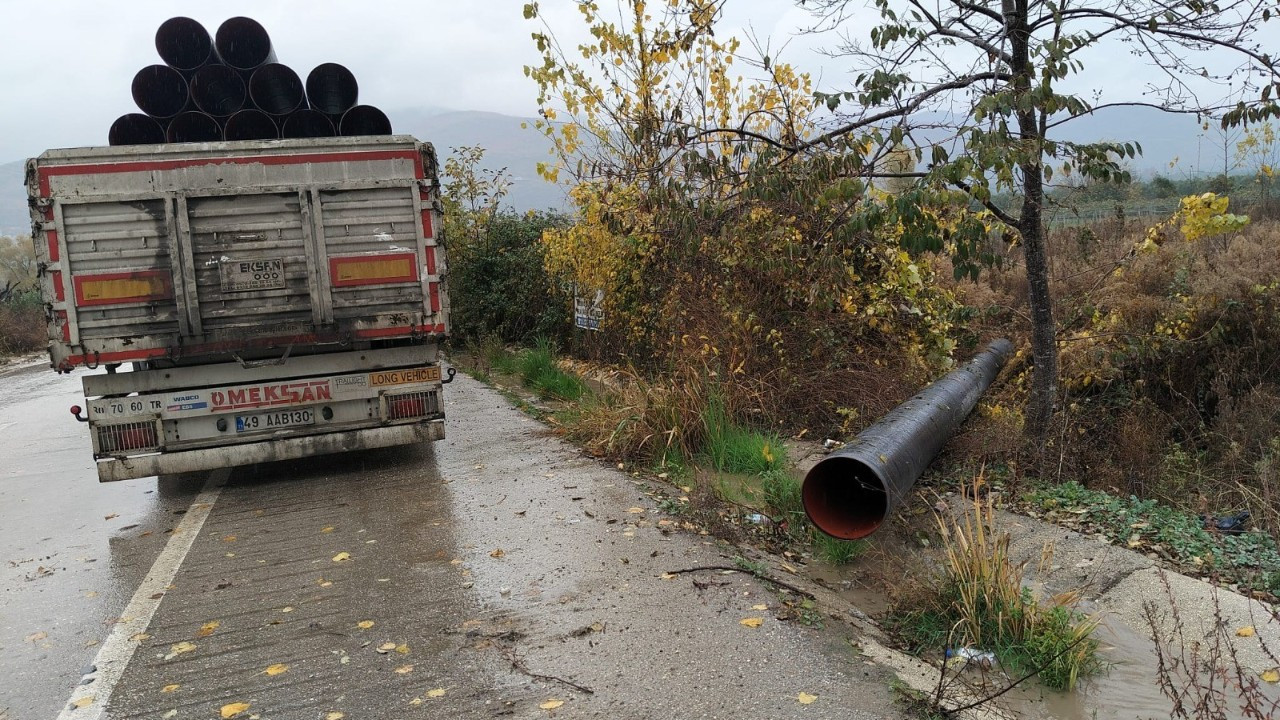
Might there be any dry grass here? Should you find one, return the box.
[0,302,43,356]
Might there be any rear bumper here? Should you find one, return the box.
[97,421,445,482]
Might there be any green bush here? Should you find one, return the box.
[448,210,572,344]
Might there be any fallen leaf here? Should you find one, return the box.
[489,549,505,558]
[540,699,565,710]
[660,573,676,580]
[377,642,397,653]
[326,713,344,720]
[322,526,335,533]
[225,553,236,558]
[450,558,463,565]
[163,710,177,718]
[409,698,424,705]
[104,514,118,520]
[426,688,446,698]
[197,620,220,638]
[357,620,375,629]
[752,604,768,611]
[395,643,410,654]
[165,641,197,659]
[223,535,236,542]
[320,580,333,587]
[780,563,799,574]
[24,631,47,643]
[130,632,151,643]
[332,552,351,562]
[797,692,818,705]
[740,617,764,628]
[84,591,99,598]
[281,606,294,613]
[1263,668,1280,683]
[72,696,94,708]
[161,684,180,693]
[627,507,645,514]
[1237,626,1256,637]
[264,663,288,676]
[394,664,414,674]
[221,702,251,718]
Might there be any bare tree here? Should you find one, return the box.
[0,236,36,303]
[789,0,1279,440]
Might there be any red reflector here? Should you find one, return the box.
[386,390,439,420]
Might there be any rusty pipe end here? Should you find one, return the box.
[802,454,889,540]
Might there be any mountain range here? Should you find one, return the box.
[0,104,1233,237]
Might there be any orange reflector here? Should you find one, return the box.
[330,253,419,287]
[73,270,173,307]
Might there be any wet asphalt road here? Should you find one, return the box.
[1,362,900,720]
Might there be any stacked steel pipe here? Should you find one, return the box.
[109,16,393,145]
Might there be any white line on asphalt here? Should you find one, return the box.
[56,469,230,720]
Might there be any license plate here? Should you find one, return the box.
[220,258,286,292]
[235,408,315,433]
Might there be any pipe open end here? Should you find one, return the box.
[802,456,888,540]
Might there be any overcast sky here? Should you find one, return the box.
[0,0,1231,166]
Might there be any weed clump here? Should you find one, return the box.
[888,479,1102,691]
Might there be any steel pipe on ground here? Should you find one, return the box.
[155,17,213,72]
[215,17,276,72]
[281,109,335,138]
[131,65,189,118]
[339,105,392,136]
[802,339,1013,539]
[166,112,223,143]
[249,63,306,115]
[108,114,166,146]
[306,63,358,117]
[190,65,247,117]
[224,109,279,141]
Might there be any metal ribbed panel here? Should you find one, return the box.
[321,187,425,321]
[96,420,161,454]
[385,390,440,420]
[188,193,312,331]
[62,201,181,340]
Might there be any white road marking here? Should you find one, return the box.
[56,469,230,720]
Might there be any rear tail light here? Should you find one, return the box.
[96,420,161,454]
[385,390,440,420]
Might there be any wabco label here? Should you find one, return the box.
[369,367,441,387]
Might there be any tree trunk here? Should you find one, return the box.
[1007,0,1058,441]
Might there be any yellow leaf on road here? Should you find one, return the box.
[161,684,180,693]
[322,526,335,533]
[540,699,565,710]
[357,620,375,629]
[426,688,446,698]
[1262,668,1280,683]
[130,632,150,643]
[489,549,505,558]
[740,617,764,628]
[197,620,220,638]
[378,642,397,652]
[394,664,414,674]
[752,604,768,611]
[660,573,676,580]
[326,713,344,720]
[223,535,236,542]
[409,697,424,705]
[165,641,197,659]
[797,692,818,704]
[24,631,47,643]
[264,663,288,676]
[395,643,410,654]
[332,552,351,562]
[1237,626,1256,637]
[220,702,251,718]
[627,507,645,514]
[72,696,94,708]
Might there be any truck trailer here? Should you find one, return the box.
[26,136,450,481]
